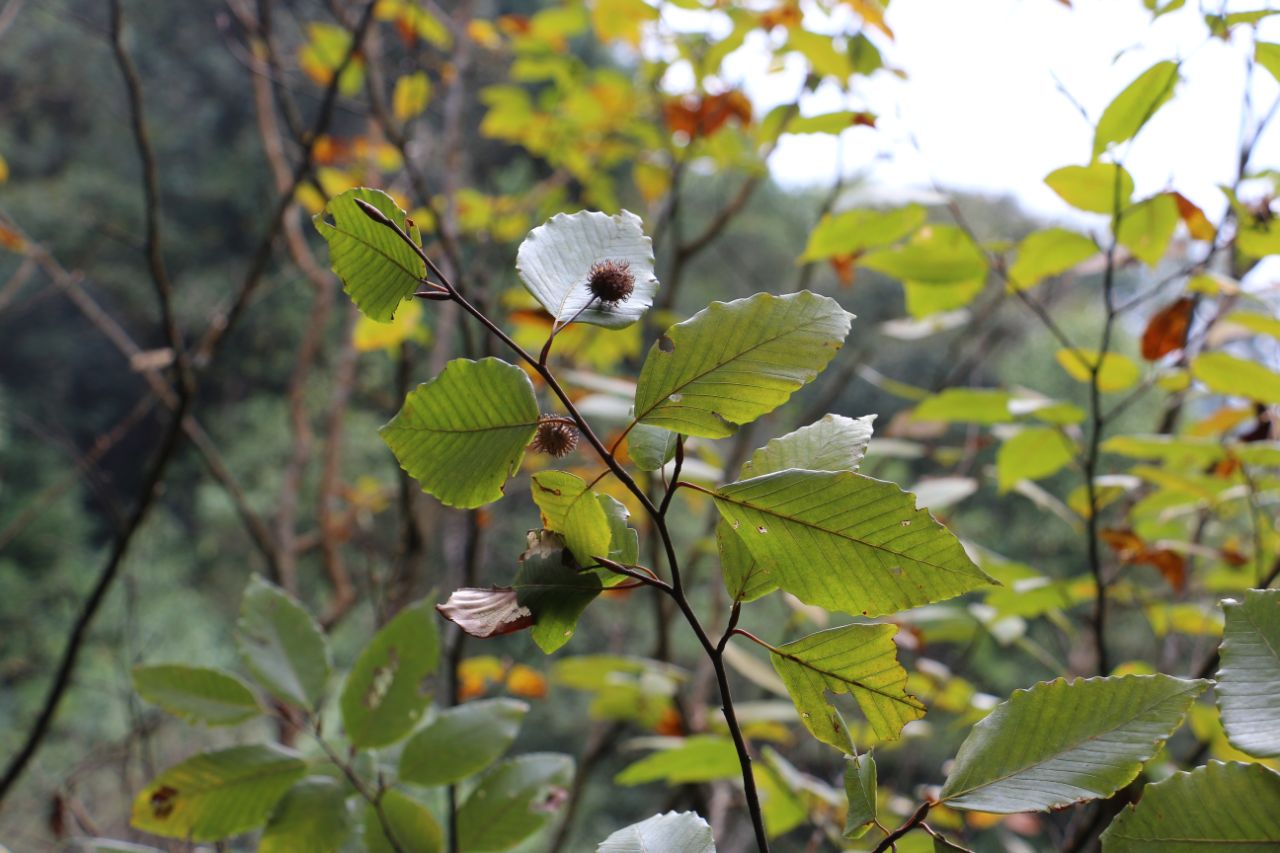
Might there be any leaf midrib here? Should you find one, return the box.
[772,647,925,712]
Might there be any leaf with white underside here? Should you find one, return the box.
[719,414,875,604]
[598,812,716,853]
[769,623,924,753]
[314,187,425,322]
[437,588,534,639]
[1101,761,1280,851]
[530,472,612,567]
[129,745,307,840]
[132,664,261,726]
[400,698,529,787]
[340,599,440,749]
[1215,589,1280,757]
[742,414,875,478]
[940,674,1207,813]
[236,575,330,711]
[516,210,658,329]
[381,358,540,509]
[634,291,852,438]
[713,470,995,618]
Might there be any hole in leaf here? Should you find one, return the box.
[900,520,911,527]
[365,648,400,709]
[756,525,768,534]
[669,393,683,403]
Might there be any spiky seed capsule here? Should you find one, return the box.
[530,415,579,458]
[587,260,635,306]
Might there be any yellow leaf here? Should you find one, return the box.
[505,664,548,699]
[845,0,893,39]
[633,160,670,203]
[1055,348,1141,392]
[392,72,432,121]
[0,152,8,183]
[352,298,430,352]
[590,0,657,46]
[467,19,502,48]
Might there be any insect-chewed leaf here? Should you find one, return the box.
[381,358,540,508]
[712,470,995,617]
[437,587,534,639]
[314,187,425,322]
[457,753,574,851]
[939,674,1207,813]
[1101,761,1280,851]
[130,745,307,841]
[340,599,440,749]
[769,623,924,753]
[516,210,658,329]
[634,291,852,438]
[1215,589,1280,757]
[597,811,716,853]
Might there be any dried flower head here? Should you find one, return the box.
[530,415,579,458]
[586,260,635,306]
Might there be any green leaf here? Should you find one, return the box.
[1046,163,1134,214]
[719,414,875,604]
[1225,310,1280,340]
[712,470,995,618]
[598,812,716,852]
[769,623,924,753]
[1101,761,1280,850]
[914,388,1014,425]
[634,291,852,438]
[400,698,529,787]
[457,753,574,851]
[1215,590,1280,757]
[627,421,677,471]
[1192,351,1280,403]
[939,675,1207,813]
[1102,434,1225,464]
[131,664,260,726]
[314,188,425,322]
[514,530,602,653]
[340,599,440,749]
[753,750,809,839]
[717,519,778,604]
[129,745,307,841]
[1093,61,1180,156]
[599,494,639,569]
[365,789,442,853]
[1257,42,1280,84]
[1009,228,1097,289]
[742,414,875,478]
[860,225,989,316]
[236,575,329,711]
[997,427,1075,493]
[616,736,740,786]
[530,471,612,566]
[381,358,540,508]
[844,754,877,839]
[800,205,926,261]
[1117,194,1179,266]
[260,777,351,853]
[1055,348,1141,392]
[515,210,658,329]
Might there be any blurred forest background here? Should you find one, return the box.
[1,0,1278,851]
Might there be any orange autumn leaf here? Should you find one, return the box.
[828,253,857,287]
[653,705,683,736]
[1212,457,1240,478]
[0,224,26,253]
[1140,296,1193,360]
[1101,528,1145,560]
[663,91,753,138]
[1144,549,1187,592]
[1170,191,1216,242]
[760,4,802,30]
[505,663,549,699]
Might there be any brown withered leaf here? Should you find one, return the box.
[1140,296,1194,360]
[828,253,857,287]
[437,587,534,639]
[663,91,753,138]
[1170,191,1216,242]
[1144,548,1187,592]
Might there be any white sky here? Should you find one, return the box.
[688,0,1280,223]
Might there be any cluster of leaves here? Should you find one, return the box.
[116,577,572,852]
